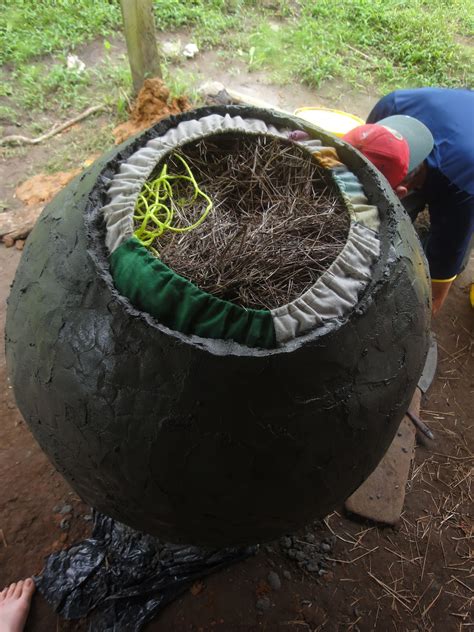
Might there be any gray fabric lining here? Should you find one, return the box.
[270,223,380,343]
[332,168,381,232]
[101,113,381,341]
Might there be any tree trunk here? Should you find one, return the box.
[120,0,162,94]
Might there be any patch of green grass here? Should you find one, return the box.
[161,66,202,105]
[0,144,28,163]
[2,0,472,125]
[0,104,19,125]
[1,1,291,118]
[11,63,92,111]
[96,54,133,107]
[153,0,226,29]
[245,0,474,89]
[5,49,197,118]
[1,0,121,65]
[43,119,116,174]
[5,50,132,115]
[153,0,290,28]
[1,0,294,67]
[153,0,294,46]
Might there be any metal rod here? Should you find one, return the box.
[406,410,435,441]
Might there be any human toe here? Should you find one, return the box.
[13,582,24,599]
[22,579,35,598]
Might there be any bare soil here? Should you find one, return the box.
[0,34,472,632]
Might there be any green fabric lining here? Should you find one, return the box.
[110,236,276,349]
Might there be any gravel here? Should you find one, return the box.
[287,548,298,560]
[59,518,70,531]
[277,523,336,576]
[256,597,272,612]
[53,502,73,515]
[267,571,281,591]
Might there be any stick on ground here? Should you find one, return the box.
[0,105,107,146]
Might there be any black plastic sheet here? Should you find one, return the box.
[35,512,257,631]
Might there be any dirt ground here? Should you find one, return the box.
[0,37,473,632]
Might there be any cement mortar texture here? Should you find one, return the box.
[5,106,431,546]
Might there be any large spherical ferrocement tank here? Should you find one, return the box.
[5,106,431,546]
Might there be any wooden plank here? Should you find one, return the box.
[344,390,420,525]
[120,0,162,94]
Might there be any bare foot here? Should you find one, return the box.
[0,579,35,632]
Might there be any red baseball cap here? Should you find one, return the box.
[342,115,434,188]
[342,123,410,187]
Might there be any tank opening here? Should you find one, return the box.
[133,133,350,310]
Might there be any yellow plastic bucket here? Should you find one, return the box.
[294,107,364,138]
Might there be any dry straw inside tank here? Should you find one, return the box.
[134,133,350,310]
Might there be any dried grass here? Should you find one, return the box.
[325,441,472,630]
[138,134,349,310]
